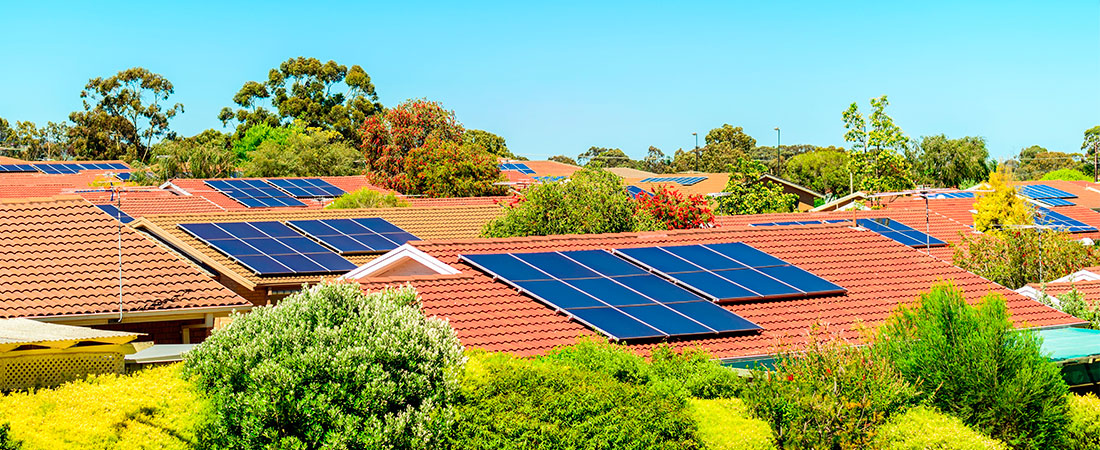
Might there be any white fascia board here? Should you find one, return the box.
[160,181,192,196]
[341,244,460,280]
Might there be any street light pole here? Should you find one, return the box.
[692,132,699,171]
[774,127,781,174]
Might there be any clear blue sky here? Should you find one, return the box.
[1,1,1096,161]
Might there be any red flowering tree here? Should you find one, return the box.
[633,185,715,229]
[360,99,503,196]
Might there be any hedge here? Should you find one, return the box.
[876,406,1008,450]
[1065,394,1100,449]
[688,398,774,450]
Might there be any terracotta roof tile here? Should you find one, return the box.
[358,226,1081,358]
[0,196,250,319]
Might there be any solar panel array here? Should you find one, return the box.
[267,178,345,198]
[0,164,37,172]
[461,249,761,340]
[928,192,975,199]
[625,185,652,198]
[34,162,128,174]
[533,176,567,182]
[1034,208,1097,233]
[616,243,846,302]
[205,179,307,208]
[751,219,848,227]
[857,218,947,248]
[94,204,134,224]
[499,163,535,174]
[1018,185,1076,207]
[179,221,357,276]
[287,218,418,254]
[639,176,707,186]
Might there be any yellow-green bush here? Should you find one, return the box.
[688,398,774,450]
[0,364,207,450]
[876,406,1007,450]
[325,187,409,209]
[1066,394,1100,449]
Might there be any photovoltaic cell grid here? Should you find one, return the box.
[751,219,848,227]
[928,192,975,199]
[34,162,129,174]
[287,218,419,254]
[204,179,307,208]
[0,164,37,172]
[1034,208,1097,233]
[639,176,707,186]
[179,221,356,276]
[626,185,652,198]
[616,243,846,303]
[267,178,345,198]
[94,204,134,224]
[1017,185,1076,207]
[857,218,947,248]
[499,163,536,174]
[461,250,761,340]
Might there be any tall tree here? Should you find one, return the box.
[1014,145,1080,181]
[577,146,635,168]
[640,146,671,174]
[1082,126,1100,180]
[464,129,513,158]
[68,67,183,161]
[909,135,991,188]
[784,147,851,197]
[548,155,578,166]
[219,57,381,142]
[842,96,914,192]
[0,117,13,149]
[714,157,798,215]
[973,166,1031,233]
[671,124,756,173]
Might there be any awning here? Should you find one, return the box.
[1039,327,1100,363]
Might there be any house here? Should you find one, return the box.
[162,176,390,210]
[0,160,132,199]
[624,173,823,211]
[0,197,251,344]
[348,223,1080,362]
[131,205,507,306]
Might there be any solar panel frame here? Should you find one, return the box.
[1039,198,1075,207]
[178,221,357,276]
[205,179,307,208]
[0,164,37,172]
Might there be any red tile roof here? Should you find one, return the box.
[404,196,510,208]
[167,176,390,210]
[358,225,1081,359]
[79,190,226,217]
[0,197,249,319]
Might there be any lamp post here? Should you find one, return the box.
[774,127,781,174]
[692,132,699,171]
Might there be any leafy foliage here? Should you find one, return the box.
[1040,168,1090,181]
[548,154,578,166]
[68,67,183,162]
[240,126,362,177]
[481,166,663,237]
[578,146,634,167]
[150,130,237,180]
[230,123,295,161]
[1082,125,1100,163]
[953,228,1100,290]
[1065,394,1100,450]
[0,119,70,161]
[783,146,851,197]
[184,283,464,450]
[0,365,206,450]
[634,185,715,229]
[0,424,19,450]
[741,325,918,449]
[1037,286,1100,329]
[326,187,409,209]
[874,283,1069,449]
[842,95,914,192]
[688,398,775,450]
[219,57,381,141]
[1013,145,1082,181]
[909,134,992,188]
[875,406,1008,450]
[450,351,699,450]
[671,124,756,173]
[714,157,797,215]
[403,138,506,197]
[463,129,512,158]
[972,167,1032,233]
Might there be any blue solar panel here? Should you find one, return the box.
[857,218,947,248]
[179,221,357,275]
[499,163,536,174]
[267,178,346,198]
[615,243,846,302]
[287,218,418,254]
[461,249,761,340]
[1034,208,1097,233]
[928,192,975,199]
[1019,185,1075,200]
[205,179,307,208]
[95,204,134,224]
[0,164,37,172]
[1040,198,1075,207]
[751,219,847,226]
[534,176,566,182]
[626,185,652,199]
[639,176,707,186]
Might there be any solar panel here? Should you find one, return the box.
[95,204,134,224]
[1018,185,1076,199]
[533,176,566,182]
[1040,198,1075,207]
[626,185,652,198]
[1034,208,1097,233]
[287,218,418,254]
[205,179,307,208]
[751,219,847,226]
[34,164,74,174]
[179,221,356,276]
[639,176,706,186]
[928,192,975,199]
[0,164,37,172]
[460,249,761,340]
[856,218,947,248]
[615,243,846,302]
[499,163,535,174]
[267,178,346,198]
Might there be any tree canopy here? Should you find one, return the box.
[1014,145,1082,181]
[909,135,991,188]
[783,147,851,197]
[68,67,183,161]
[842,96,914,192]
[973,167,1031,233]
[464,129,512,158]
[218,57,382,142]
[714,157,797,215]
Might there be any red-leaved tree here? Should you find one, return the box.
[633,186,715,229]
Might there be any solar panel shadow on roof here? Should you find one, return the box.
[179,221,356,276]
[205,179,307,208]
[267,178,346,198]
[460,249,761,341]
[856,218,947,248]
[287,218,419,254]
[614,243,846,303]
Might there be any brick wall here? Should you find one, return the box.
[217,274,268,307]
[93,319,210,344]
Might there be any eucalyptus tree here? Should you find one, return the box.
[68,67,183,161]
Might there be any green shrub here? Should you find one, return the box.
[0,365,205,450]
[0,424,18,450]
[876,406,1008,450]
[953,228,1100,290]
[688,398,775,450]
[184,283,465,450]
[741,325,918,449]
[1065,394,1100,449]
[451,351,699,450]
[326,187,410,209]
[241,126,362,177]
[875,282,1069,449]
[1041,169,1090,181]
